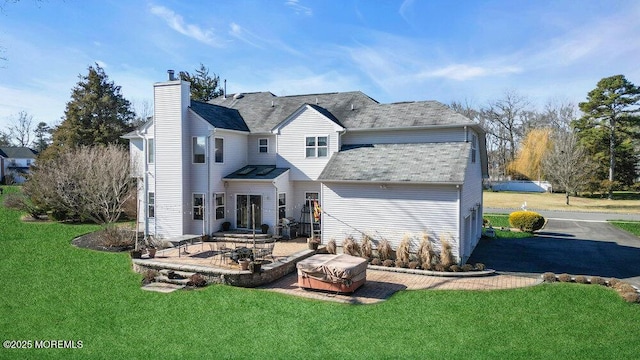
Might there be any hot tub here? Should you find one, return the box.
[296,254,367,293]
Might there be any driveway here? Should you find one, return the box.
[468,218,640,288]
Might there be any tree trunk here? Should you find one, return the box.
[566,191,570,205]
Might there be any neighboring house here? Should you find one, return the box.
[124,73,488,263]
[0,147,38,184]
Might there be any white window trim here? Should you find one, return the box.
[278,192,286,220]
[304,135,329,158]
[214,137,224,164]
[258,138,269,154]
[214,192,225,220]
[148,192,155,219]
[471,134,477,164]
[147,138,154,164]
[192,136,206,164]
[193,193,205,221]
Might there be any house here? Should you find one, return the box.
[0,147,38,184]
[124,72,488,263]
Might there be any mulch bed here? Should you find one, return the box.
[71,229,135,253]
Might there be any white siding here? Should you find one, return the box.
[275,106,341,181]
[342,128,465,146]
[153,80,190,238]
[247,134,276,165]
[459,129,484,262]
[321,183,462,261]
[274,171,292,219]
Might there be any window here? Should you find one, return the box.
[147,138,154,164]
[471,134,477,163]
[26,159,32,166]
[278,193,286,220]
[193,193,204,220]
[215,138,224,163]
[148,192,155,218]
[193,137,206,163]
[304,192,319,208]
[305,136,328,158]
[258,138,268,153]
[215,193,225,220]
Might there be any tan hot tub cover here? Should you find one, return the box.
[296,254,367,293]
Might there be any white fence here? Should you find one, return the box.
[488,180,552,193]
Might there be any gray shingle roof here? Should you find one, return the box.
[317,142,471,184]
[224,165,289,180]
[209,91,478,133]
[0,147,37,159]
[190,100,250,132]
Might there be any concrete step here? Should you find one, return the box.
[141,282,185,293]
[159,269,196,278]
[156,275,191,286]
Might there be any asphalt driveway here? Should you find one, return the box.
[468,218,640,288]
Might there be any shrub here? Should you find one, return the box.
[590,276,606,286]
[397,234,412,264]
[542,272,556,282]
[558,273,572,282]
[343,237,361,256]
[440,235,454,267]
[433,264,446,272]
[370,258,381,266]
[142,269,159,285]
[3,193,44,219]
[408,261,419,269]
[378,239,393,261]
[575,275,588,284]
[474,263,486,271]
[621,292,640,303]
[394,260,407,268]
[361,234,373,258]
[608,278,621,288]
[508,211,545,232]
[417,233,434,269]
[382,259,394,267]
[327,238,337,254]
[450,264,462,272]
[614,283,636,294]
[188,273,207,287]
[99,227,135,248]
[461,264,474,272]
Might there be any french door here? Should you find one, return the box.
[236,194,262,229]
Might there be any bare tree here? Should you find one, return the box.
[131,99,153,128]
[24,144,134,224]
[8,111,33,147]
[542,130,594,205]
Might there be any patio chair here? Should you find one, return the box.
[254,241,275,262]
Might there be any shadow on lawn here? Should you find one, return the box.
[468,236,640,280]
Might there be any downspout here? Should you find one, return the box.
[138,130,149,242]
[464,125,468,142]
[456,184,462,264]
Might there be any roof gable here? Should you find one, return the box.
[271,104,345,134]
[318,142,471,184]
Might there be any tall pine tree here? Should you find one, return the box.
[46,64,134,158]
[573,75,640,198]
[179,63,224,102]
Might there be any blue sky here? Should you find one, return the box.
[1,0,639,132]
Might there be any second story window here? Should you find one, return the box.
[215,138,224,163]
[193,137,206,164]
[258,138,268,153]
[147,138,154,164]
[305,136,328,158]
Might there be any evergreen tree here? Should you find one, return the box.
[573,75,640,198]
[47,64,134,157]
[179,63,224,102]
[33,121,51,153]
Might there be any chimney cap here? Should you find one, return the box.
[167,69,175,81]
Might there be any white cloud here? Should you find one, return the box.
[149,5,223,47]
[229,22,263,49]
[284,0,312,16]
[419,64,522,81]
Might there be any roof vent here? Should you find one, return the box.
[167,70,175,81]
[271,100,274,107]
[233,93,244,100]
[351,103,354,111]
[316,97,318,105]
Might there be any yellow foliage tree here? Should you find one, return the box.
[507,128,552,180]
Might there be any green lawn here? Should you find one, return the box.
[1,188,639,358]
[609,220,640,237]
